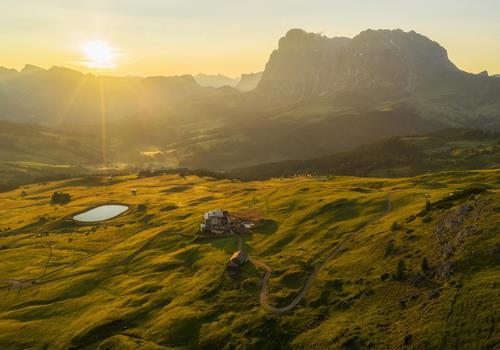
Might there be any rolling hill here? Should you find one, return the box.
[231,129,500,180]
[0,170,498,349]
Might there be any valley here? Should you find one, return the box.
[2,29,500,183]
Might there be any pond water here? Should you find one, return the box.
[73,204,129,222]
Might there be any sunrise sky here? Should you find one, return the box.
[1,0,499,77]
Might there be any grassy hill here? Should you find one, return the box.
[231,129,500,180]
[0,170,498,349]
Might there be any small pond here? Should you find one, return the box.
[73,204,129,222]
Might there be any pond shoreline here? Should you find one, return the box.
[72,203,131,223]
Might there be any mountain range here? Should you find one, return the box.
[0,65,236,125]
[194,73,240,88]
[1,26,499,350]
[252,29,500,128]
[194,72,262,91]
[1,28,500,174]
[256,29,458,101]
[235,72,263,91]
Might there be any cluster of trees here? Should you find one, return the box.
[393,257,433,282]
[230,128,500,181]
[137,168,232,181]
[51,191,71,205]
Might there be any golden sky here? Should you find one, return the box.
[1,0,499,77]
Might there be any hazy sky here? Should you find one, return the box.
[1,0,499,76]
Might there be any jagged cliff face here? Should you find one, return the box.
[256,29,459,102]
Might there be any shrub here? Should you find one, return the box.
[418,200,433,217]
[405,214,416,223]
[380,273,390,281]
[432,186,489,210]
[391,221,402,231]
[384,241,397,257]
[137,169,154,178]
[51,192,71,205]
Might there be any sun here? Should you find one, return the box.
[83,40,116,69]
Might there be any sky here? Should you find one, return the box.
[1,0,499,77]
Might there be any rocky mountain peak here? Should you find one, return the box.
[256,28,460,102]
[236,72,263,91]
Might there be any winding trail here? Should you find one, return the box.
[0,228,156,290]
[253,194,393,313]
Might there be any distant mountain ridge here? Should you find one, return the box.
[194,73,240,88]
[235,72,263,91]
[194,72,263,91]
[0,65,226,125]
[251,28,500,130]
[1,28,500,173]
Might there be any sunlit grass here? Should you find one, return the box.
[0,170,498,349]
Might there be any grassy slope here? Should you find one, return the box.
[231,129,500,180]
[0,171,498,349]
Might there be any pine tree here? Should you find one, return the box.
[421,257,430,273]
[395,259,406,280]
[425,200,432,212]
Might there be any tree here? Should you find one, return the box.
[391,221,402,231]
[384,241,397,257]
[51,192,71,205]
[395,259,407,280]
[421,257,430,274]
[425,200,432,212]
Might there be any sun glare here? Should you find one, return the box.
[83,40,116,69]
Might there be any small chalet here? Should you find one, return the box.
[200,209,232,234]
[226,250,249,269]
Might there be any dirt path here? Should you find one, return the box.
[233,233,243,251]
[0,228,151,290]
[254,194,393,313]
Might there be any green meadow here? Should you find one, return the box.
[0,170,498,349]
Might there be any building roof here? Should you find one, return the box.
[203,209,225,220]
[229,250,249,264]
